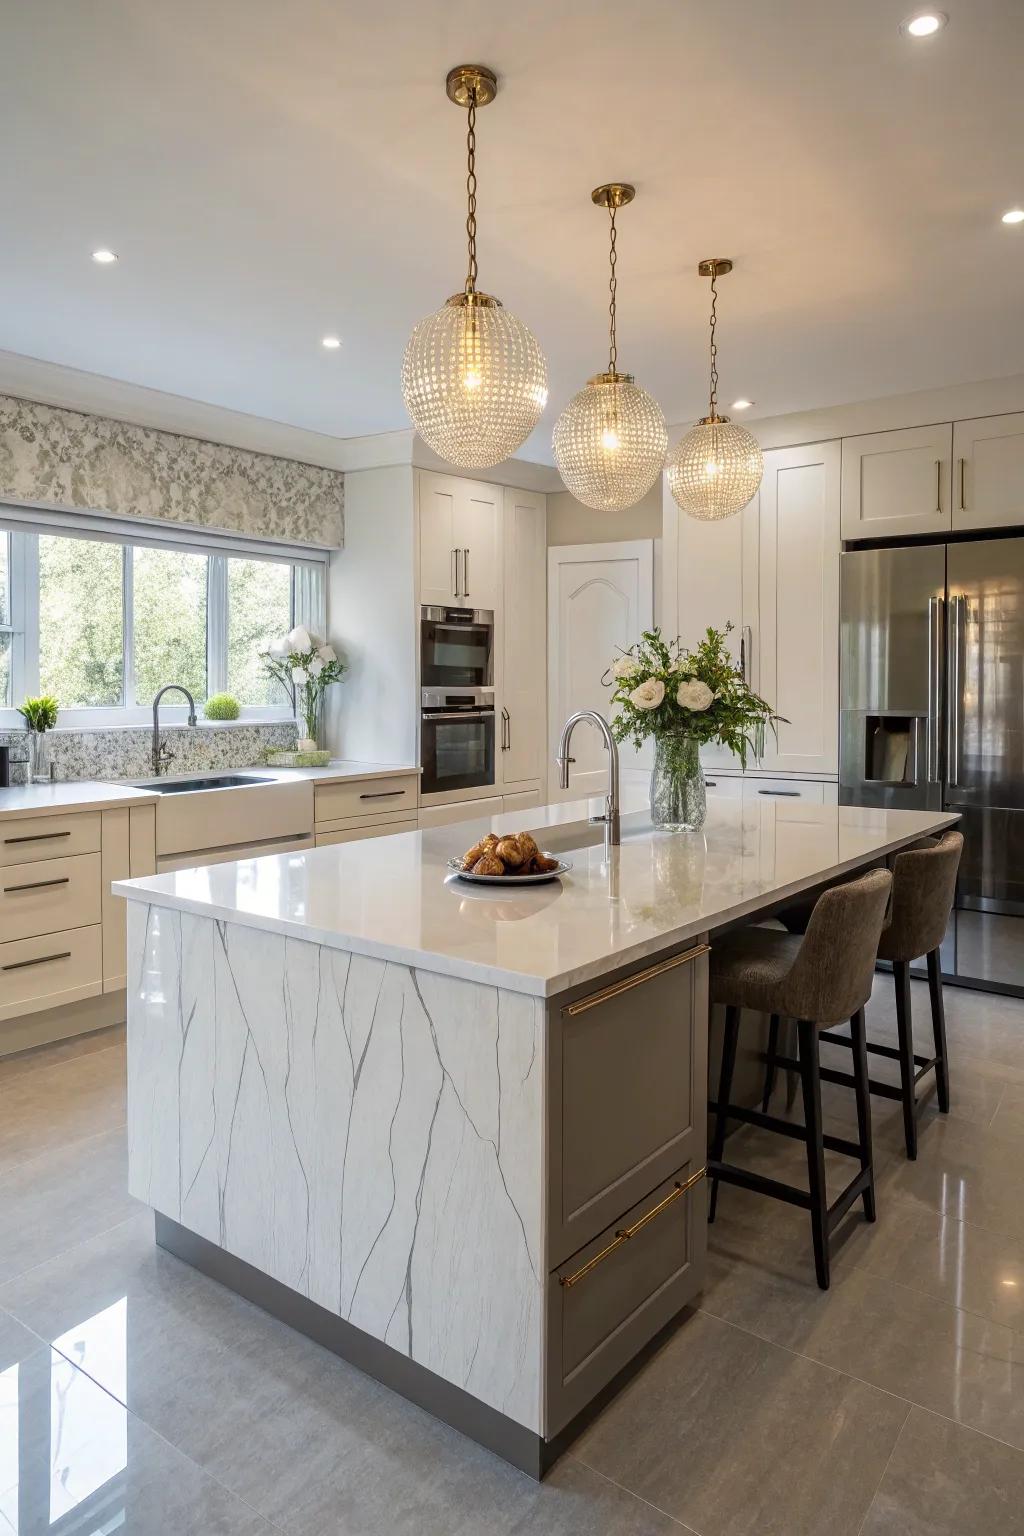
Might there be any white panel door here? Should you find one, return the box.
[547,540,654,800]
[455,480,500,609]
[756,442,841,775]
[500,487,546,789]
[953,413,1024,532]
[417,471,458,606]
[840,424,953,540]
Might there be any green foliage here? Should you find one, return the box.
[133,546,207,706]
[204,693,241,721]
[607,624,784,768]
[18,695,59,731]
[39,535,123,707]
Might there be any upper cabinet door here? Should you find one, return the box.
[417,471,458,606]
[454,481,500,610]
[756,441,841,775]
[953,413,1024,532]
[841,424,953,541]
[499,487,546,787]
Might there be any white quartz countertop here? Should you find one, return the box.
[114,790,958,997]
[0,780,160,820]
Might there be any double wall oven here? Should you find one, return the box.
[420,606,496,798]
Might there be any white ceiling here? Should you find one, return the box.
[1,0,1022,464]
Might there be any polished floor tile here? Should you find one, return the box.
[0,1023,124,1084]
[0,1128,136,1284]
[574,1309,909,1536]
[0,1304,38,1371]
[0,1041,126,1173]
[860,1407,1024,1535]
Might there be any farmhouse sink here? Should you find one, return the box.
[144,773,275,794]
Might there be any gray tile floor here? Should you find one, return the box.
[3,978,1024,1534]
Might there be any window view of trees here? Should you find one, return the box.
[133,547,208,706]
[227,558,292,706]
[39,535,124,707]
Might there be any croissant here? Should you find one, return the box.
[495,835,527,867]
[516,832,540,861]
[472,854,506,876]
[531,853,560,874]
[462,833,499,870]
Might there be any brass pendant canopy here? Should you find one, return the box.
[401,64,548,469]
[667,259,763,521]
[552,183,667,513]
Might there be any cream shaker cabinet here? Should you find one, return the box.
[952,413,1024,532]
[416,470,499,609]
[840,423,953,541]
[499,486,547,790]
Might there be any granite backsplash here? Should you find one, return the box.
[0,720,299,786]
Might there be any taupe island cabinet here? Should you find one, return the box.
[116,794,955,1476]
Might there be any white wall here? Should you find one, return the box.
[547,482,662,545]
[325,465,418,765]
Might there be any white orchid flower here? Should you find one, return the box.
[308,657,325,678]
[316,643,337,663]
[291,666,309,686]
[287,625,312,654]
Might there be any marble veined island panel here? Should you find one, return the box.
[127,901,545,1435]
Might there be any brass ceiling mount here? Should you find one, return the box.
[698,257,733,278]
[591,183,636,210]
[445,64,498,108]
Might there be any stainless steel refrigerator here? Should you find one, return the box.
[841,537,1024,993]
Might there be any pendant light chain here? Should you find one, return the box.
[464,92,478,295]
[708,262,720,420]
[607,202,619,374]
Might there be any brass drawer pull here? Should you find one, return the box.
[564,943,710,1017]
[4,877,71,894]
[559,1167,707,1289]
[2,950,72,972]
[4,830,71,845]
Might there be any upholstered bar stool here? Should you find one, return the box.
[708,868,893,1290]
[811,830,963,1161]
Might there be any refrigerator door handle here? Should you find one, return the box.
[927,595,945,783]
[947,593,964,789]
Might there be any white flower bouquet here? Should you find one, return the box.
[260,626,347,748]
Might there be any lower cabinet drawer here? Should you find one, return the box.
[743,777,827,803]
[0,852,101,942]
[703,773,744,799]
[314,774,419,824]
[547,1164,706,1436]
[315,819,415,847]
[0,811,101,867]
[0,925,103,1021]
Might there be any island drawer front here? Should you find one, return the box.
[0,851,101,942]
[0,812,101,868]
[546,1162,706,1437]
[0,925,103,1021]
[315,775,419,824]
[315,817,416,847]
[549,943,709,1267]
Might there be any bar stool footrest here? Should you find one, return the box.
[706,1098,862,1160]
[707,1159,812,1211]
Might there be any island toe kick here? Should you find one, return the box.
[126,901,709,1477]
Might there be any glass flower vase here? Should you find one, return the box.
[28,730,51,784]
[650,731,706,832]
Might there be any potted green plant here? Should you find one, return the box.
[260,627,347,749]
[607,625,782,831]
[17,695,59,784]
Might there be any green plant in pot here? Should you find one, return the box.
[204,693,240,721]
[18,695,59,784]
[607,625,782,832]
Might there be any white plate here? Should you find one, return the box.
[446,855,572,886]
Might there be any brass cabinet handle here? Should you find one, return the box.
[3,830,71,845]
[2,950,72,972]
[563,942,710,1017]
[559,1167,708,1289]
[3,876,71,894]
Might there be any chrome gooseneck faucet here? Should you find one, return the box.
[556,710,621,845]
[152,684,198,776]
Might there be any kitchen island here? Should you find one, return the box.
[115,794,957,1476]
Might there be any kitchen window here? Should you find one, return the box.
[0,512,327,726]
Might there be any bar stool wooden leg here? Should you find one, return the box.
[761,1013,780,1112]
[798,1019,830,1291]
[927,947,950,1114]
[709,1005,741,1224]
[849,1007,876,1222]
[894,960,918,1161]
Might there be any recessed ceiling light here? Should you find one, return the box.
[731,398,755,411]
[321,335,341,349]
[91,248,118,264]
[901,10,947,36]
[1002,208,1024,225]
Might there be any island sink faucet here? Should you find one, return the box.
[556,710,621,846]
[152,684,198,776]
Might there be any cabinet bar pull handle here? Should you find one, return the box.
[4,830,71,845]
[935,459,942,514]
[757,789,800,797]
[959,457,966,511]
[451,548,458,597]
[564,942,710,1017]
[559,1167,708,1289]
[358,790,405,800]
[2,950,72,972]
[463,547,469,595]
[4,877,71,893]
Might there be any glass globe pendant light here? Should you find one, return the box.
[401,65,548,469]
[552,184,667,512]
[667,259,763,520]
